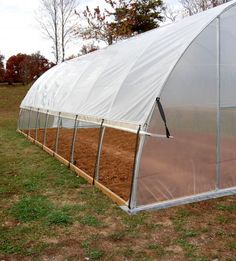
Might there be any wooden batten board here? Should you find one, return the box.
[35,140,43,147]
[94,180,127,206]
[54,153,70,167]
[16,129,127,206]
[70,164,93,184]
[43,145,54,156]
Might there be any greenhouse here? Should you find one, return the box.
[18,0,236,213]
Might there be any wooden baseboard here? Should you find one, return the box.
[16,129,127,206]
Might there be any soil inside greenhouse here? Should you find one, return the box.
[29,128,137,201]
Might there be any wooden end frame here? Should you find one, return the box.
[16,129,126,207]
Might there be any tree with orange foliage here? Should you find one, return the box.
[76,5,115,45]
[5,53,53,85]
[5,54,25,84]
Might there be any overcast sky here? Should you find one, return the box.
[0,0,178,63]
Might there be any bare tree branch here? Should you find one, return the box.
[179,0,231,16]
[163,4,181,22]
[36,0,78,63]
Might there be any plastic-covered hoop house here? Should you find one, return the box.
[18,1,236,213]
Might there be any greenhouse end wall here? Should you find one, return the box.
[132,8,236,212]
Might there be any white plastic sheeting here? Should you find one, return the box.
[21,0,236,131]
[134,2,236,210]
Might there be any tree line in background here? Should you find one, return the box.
[0,52,54,85]
[180,0,229,16]
[1,0,231,85]
[39,0,231,64]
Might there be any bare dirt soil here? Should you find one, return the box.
[29,127,136,201]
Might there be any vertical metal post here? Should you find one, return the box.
[93,119,105,185]
[22,109,25,131]
[216,16,221,190]
[43,110,49,146]
[18,109,22,130]
[129,125,143,209]
[70,115,79,165]
[35,108,40,141]
[38,112,41,136]
[27,108,32,137]
[54,112,61,154]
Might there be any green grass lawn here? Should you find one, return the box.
[0,84,235,260]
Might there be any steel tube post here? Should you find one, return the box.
[43,110,49,146]
[18,109,22,130]
[35,109,40,141]
[21,109,25,131]
[55,112,61,154]
[129,125,143,209]
[70,115,79,164]
[93,119,105,185]
[216,16,221,190]
[27,108,31,137]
